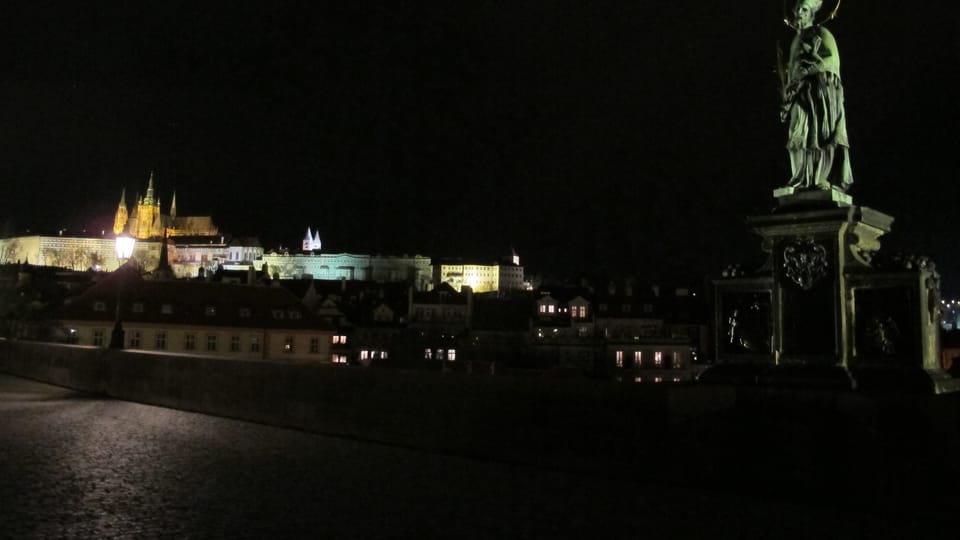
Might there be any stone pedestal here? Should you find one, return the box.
[710,190,959,393]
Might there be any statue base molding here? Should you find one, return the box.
[708,197,957,393]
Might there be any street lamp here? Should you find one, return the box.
[115,234,136,268]
[110,234,136,348]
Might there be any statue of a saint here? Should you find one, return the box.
[780,0,853,191]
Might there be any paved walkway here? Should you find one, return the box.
[0,374,953,539]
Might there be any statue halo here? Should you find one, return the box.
[782,0,843,29]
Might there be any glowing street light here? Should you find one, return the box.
[115,234,135,268]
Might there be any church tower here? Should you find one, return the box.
[112,188,129,235]
[131,171,164,239]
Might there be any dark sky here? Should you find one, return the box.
[2,2,960,290]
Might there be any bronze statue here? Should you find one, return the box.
[779,0,852,192]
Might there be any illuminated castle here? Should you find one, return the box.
[113,172,219,240]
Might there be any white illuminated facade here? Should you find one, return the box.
[0,234,163,272]
[434,261,525,294]
[260,252,433,290]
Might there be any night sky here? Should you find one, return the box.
[2,2,959,290]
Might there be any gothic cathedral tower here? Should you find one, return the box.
[112,188,129,235]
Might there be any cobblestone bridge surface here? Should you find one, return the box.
[0,373,953,539]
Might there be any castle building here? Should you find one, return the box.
[113,172,219,240]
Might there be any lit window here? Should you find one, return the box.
[250,336,260,353]
[381,351,389,359]
[539,305,547,314]
[206,335,217,351]
[185,333,196,350]
[230,335,241,352]
[92,329,105,347]
[332,354,348,364]
[654,352,663,365]
[93,301,106,312]
[205,305,217,316]
[161,303,173,314]
[424,348,433,359]
[615,350,624,368]
[156,332,167,350]
[548,305,555,314]
[673,377,681,382]
[634,351,642,365]
[360,350,370,360]
[283,337,295,353]
[332,335,347,345]
[129,331,141,349]
[447,349,456,361]
[132,302,144,313]
[655,377,663,383]
[310,337,320,354]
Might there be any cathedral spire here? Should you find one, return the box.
[170,191,177,219]
[144,171,156,205]
[112,188,129,235]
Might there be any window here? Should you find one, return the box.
[547,305,556,314]
[271,309,285,319]
[155,332,167,350]
[622,304,631,313]
[283,337,295,353]
[572,306,587,319]
[250,336,260,353]
[206,335,218,352]
[288,310,302,319]
[238,307,251,318]
[230,335,240,352]
[132,302,144,313]
[129,331,141,349]
[599,303,608,313]
[539,305,547,314]
[424,348,433,360]
[205,305,217,316]
[447,349,456,361]
[161,303,173,314]
[615,350,624,368]
[360,350,370,361]
[332,335,347,345]
[332,354,348,364]
[634,351,642,365]
[673,352,682,368]
[93,329,105,347]
[654,351,663,366]
[93,301,106,312]
[310,337,320,354]
[185,333,196,351]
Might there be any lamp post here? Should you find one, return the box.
[110,234,136,349]
[115,234,135,269]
